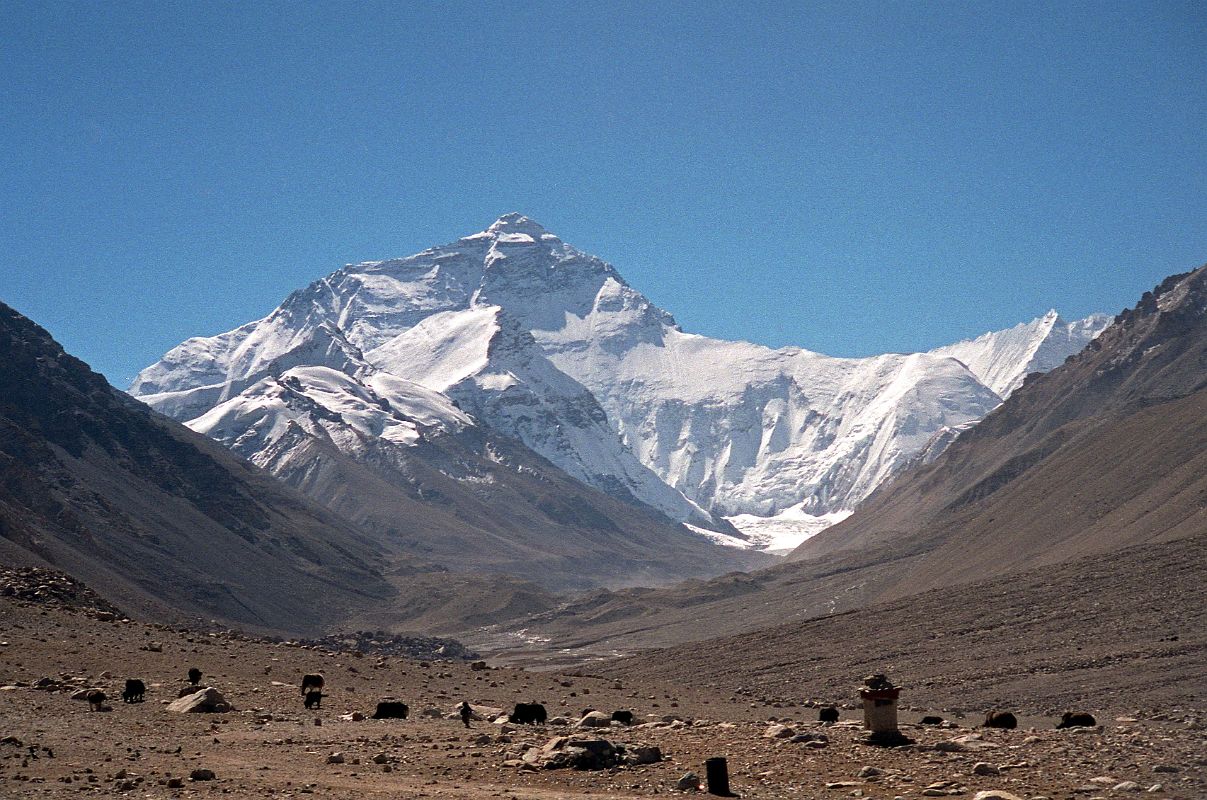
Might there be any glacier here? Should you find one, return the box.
[131,213,1108,550]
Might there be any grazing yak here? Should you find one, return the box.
[611,710,634,725]
[187,667,202,686]
[122,679,146,703]
[818,706,839,723]
[86,690,107,711]
[371,701,409,720]
[300,674,324,696]
[509,702,548,725]
[1056,712,1097,729]
[984,711,1018,729]
[303,691,324,710]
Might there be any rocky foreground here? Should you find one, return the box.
[1,593,1204,800]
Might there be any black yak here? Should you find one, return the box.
[984,710,1018,729]
[122,679,145,703]
[509,702,547,725]
[1056,712,1096,729]
[371,701,409,720]
[300,674,324,696]
[818,706,839,723]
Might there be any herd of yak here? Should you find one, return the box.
[80,669,1099,732]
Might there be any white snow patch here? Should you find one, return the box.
[726,507,853,554]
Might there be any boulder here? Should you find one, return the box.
[167,688,231,714]
[628,746,662,765]
[523,735,621,770]
[576,711,613,728]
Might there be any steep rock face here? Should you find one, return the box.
[189,362,770,591]
[0,301,394,635]
[132,214,1105,544]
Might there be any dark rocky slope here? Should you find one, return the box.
[0,301,397,634]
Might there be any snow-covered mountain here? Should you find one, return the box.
[132,214,1108,550]
[931,309,1113,397]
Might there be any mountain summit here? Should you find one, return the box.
[132,216,1108,552]
[485,212,552,236]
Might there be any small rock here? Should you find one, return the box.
[189,769,215,782]
[972,792,1024,800]
[371,753,389,764]
[1112,782,1142,793]
[858,766,883,778]
[326,752,345,764]
[167,777,184,788]
[973,762,1001,776]
[764,724,795,739]
[676,771,701,791]
[1150,766,1178,774]
[629,746,662,765]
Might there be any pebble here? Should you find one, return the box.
[973,761,1001,776]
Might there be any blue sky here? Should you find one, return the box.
[2,1,1204,386]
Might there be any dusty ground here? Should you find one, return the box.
[1,596,1204,800]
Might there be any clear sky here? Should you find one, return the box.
[2,1,1204,386]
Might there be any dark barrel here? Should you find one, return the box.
[706,756,733,796]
